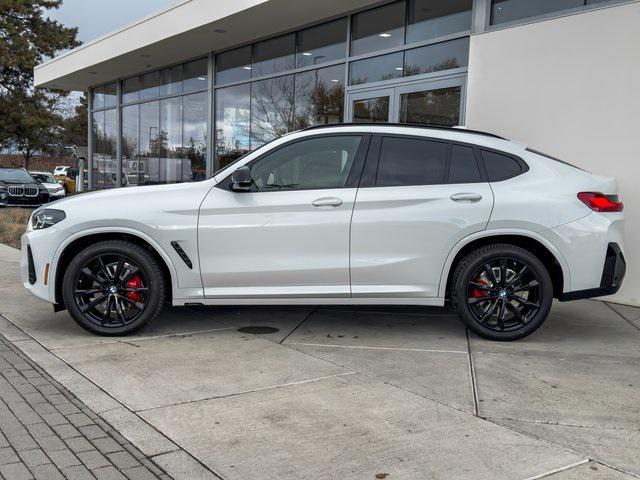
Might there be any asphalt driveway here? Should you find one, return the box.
[1,243,639,479]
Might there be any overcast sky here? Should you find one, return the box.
[47,0,177,44]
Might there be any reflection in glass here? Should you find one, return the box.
[250,75,295,148]
[183,58,208,92]
[215,46,252,85]
[160,65,183,97]
[121,105,140,186]
[92,109,117,189]
[140,71,160,101]
[491,0,583,25]
[352,96,390,123]
[215,84,251,169]
[407,0,472,43]
[404,38,469,77]
[122,77,140,104]
[253,34,295,76]
[160,97,185,183]
[92,83,117,109]
[295,64,344,129]
[351,1,405,56]
[139,101,160,184]
[183,92,208,181]
[296,18,347,68]
[399,86,461,126]
[349,52,404,85]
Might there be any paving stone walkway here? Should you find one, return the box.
[0,333,172,480]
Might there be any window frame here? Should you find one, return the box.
[217,132,372,193]
[359,133,528,188]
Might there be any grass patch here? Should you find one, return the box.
[0,208,32,249]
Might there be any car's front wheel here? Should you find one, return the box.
[62,240,165,335]
[452,244,553,341]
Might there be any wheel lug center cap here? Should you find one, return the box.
[499,290,509,299]
[108,286,118,295]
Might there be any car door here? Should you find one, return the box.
[198,134,369,299]
[350,135,494,298]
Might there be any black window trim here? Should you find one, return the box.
[217,132,372,193]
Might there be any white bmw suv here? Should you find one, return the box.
[21,125,626,340]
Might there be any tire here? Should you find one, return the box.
[62,240,166,336]
[452,243,553,341]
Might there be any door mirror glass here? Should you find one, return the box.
[231,165,253,191]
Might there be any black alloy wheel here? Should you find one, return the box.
[453,244,553,341]
[62,240,165,335]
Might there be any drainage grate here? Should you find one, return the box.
[237,326,280,335]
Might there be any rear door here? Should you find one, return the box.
[350,136,494,298]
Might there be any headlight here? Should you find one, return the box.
[32,209,66,229]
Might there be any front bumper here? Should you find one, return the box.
[21,226,68,304]
[2,191,50,207]
[559,243,626,301]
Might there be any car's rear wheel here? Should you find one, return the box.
[452,244,553,341]
[62,240,165,335]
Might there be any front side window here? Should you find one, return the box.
[376,137,448,187]
[249,135,362,191]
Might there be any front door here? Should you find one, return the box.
[347,77,465,126]
[198,134,368,299]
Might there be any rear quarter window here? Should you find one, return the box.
[481,150,524,182]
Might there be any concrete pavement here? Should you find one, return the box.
[1,242,639,479]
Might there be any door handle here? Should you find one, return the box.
[450,192,483,203]
[312,197,343,208]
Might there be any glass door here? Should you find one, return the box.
[347,77,465,126]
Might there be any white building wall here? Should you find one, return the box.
[465,1,640,305]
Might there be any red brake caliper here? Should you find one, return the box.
[126,275,144,302]
[471,277,490,299]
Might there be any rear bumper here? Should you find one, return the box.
[559,242,626,301]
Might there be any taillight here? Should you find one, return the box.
[578,192,624,212]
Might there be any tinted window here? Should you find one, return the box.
[216,46,252,85]
[407,0,472,43]
[250,136,362,191]
[481,150,522,181]
[183,58,208,92]
[449,145,481,183]
[296,18,347,68]
[491,0,583,25]
[376,137,448,187]
[404,38,469,77]
[351,1,406,56]
[349,52,404,85]
[252,34,295,76]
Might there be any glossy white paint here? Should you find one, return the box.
[21,125,625,308]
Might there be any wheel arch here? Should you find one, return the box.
[440,230,570,300]
[52,228,176,307]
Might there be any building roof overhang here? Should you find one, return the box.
[35,0,377,91]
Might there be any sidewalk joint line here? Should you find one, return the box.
[137,371,357,413]
[466,329,480,417]
[279,306,318,344]
[521,459,589,480]
[287,342,468,354]
[603,301,640,333]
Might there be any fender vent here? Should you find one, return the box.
[27,245,36,284]
[171,241,193,269]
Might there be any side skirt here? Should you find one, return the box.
[174,297,446,307]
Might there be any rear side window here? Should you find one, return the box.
[449,145,482,183]
[376,137,448,187]
[481,150,523,181]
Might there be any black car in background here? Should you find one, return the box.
[0,168,50,207]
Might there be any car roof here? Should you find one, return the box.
[303,123,506,140]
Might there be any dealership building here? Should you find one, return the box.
[35,0,639,305]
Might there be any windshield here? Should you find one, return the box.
[31,173,56,184]
[0,168,35,184]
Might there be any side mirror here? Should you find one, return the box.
[231,166,253,192]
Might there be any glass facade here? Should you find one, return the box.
[491,0,611,25]
[90,0,476,189]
